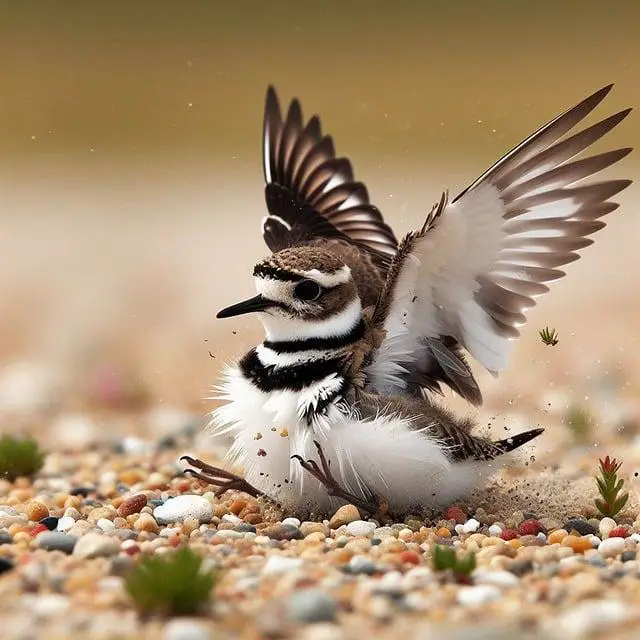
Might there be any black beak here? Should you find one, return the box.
[216,294,273,319]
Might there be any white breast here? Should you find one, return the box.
[209,364,496,514]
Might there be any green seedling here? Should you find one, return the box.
[539,326,559,346]
[595,455,629,519]
[432,544,476,583]
[125,546,218,616]
[0,435,45,482]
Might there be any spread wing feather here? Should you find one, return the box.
[262,86,398,263]
[366,85,632,395]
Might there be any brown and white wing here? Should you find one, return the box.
[261,86,398,264]
[365,85,632,395]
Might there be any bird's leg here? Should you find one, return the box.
[180,455,265,498]
[292,440,388,519]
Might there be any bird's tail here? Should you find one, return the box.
[494,428,545,454]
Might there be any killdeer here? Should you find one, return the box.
[183,84,632,516]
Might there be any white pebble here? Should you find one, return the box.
[159,527,181,538]
[462,518,481,533]
[551,599,631,638]
[454,524,464,535]
[163,619,212,640]
[282,517,301,527]
[590,535,602,547]
[598,536,626,558]
[488,524,502,537]
[631,533,640,543]
[153,495,213,525]
[96,518,116,532]
[221,514,243,525]
[56,516,76,532]
[262,556,304,576]
[599,517,616,538]
[73,533,120,559]
[473,570,519,588]
[536,532,547,542]
[346,520,376,537]
[457,584,501,607]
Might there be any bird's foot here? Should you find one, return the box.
[180,455,264,498]
[292,440,388,520]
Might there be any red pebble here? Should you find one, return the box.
[608,526,629,539]
[444,507,467,524]
[518,520,542,536]
[399,551,421,565]
[30,524,48,537]
[500,529,519,541]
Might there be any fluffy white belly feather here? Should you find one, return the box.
[209,365,492,514]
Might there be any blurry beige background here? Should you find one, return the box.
[0,1,638,419]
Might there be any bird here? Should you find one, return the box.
[182,84,632,516]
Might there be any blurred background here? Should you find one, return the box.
[0,1,638,443]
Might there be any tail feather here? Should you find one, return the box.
[493,427,545,455]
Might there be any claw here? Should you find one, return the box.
[179,455,264,498]
[291,440,384,517]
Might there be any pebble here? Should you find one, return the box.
[73,533,120,559]
[456,585,501,607]
[598,537,626,558]
[564,518,597,536]
[262,556,304,575]
[163,619,212,640]
[553,599,631,637]
[621,551,636,562]
[599,517,617,538]
[0,557,13,575]
[36,531,77,554]
[97,518,116,532]
[0,532,12,544]
[56,516,76,532]
[287,589,338,623]
[25,500,49,521]
[282,517,301,528]
[261,524,304,540]
[462,518,481,533]
[329,504,360,529]
[39,516,59,531]
[117,493,147,517]
[153,495,213,525]
[488,524,502,537]
[473,570,520,588]
[346,520,376,537]
[346,556,377,575]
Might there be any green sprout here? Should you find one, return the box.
[0,435,45,482]
[564,405,592,442]
[595,455,629,519]
[539,326,559,346]
[125,546,218,616]
[432,544,476,583]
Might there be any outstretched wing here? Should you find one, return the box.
[365,84,632,399]
[261,86,398,264]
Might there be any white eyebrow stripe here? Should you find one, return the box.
[299,266,352,287]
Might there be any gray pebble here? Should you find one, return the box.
[36,532,78,554]
[564,518,597,536]
[109,556,136,577]
[588,556,606,568]
[621,551,637,563]
[0,532,12,545]
[287,589,338,623]
[345,556,378,575]
[507,559,533,576]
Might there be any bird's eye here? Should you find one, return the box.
[294,279,322,302]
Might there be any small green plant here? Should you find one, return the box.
[564,405,592,442]
[595,455,629,519]
[125,546,218,616]
[539,326,559,346]
[432,544,476,583]
[0,435,45,481]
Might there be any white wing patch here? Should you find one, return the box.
[366,85,631,382]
